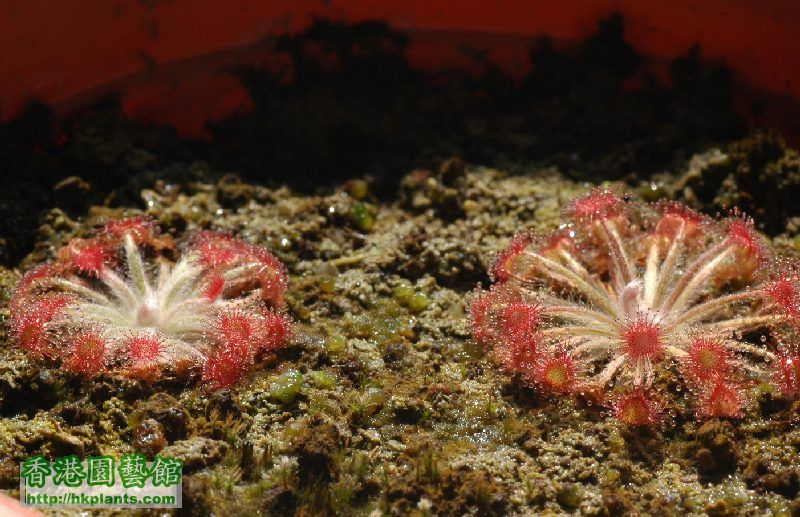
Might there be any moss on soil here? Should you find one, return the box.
[1,157,799,515]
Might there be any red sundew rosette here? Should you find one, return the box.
[635,200,711,265]
[651,200,709,249]
[465,190,800,424]
[62,329,110,376]
[713,214,768,285]
[621,315,666,369]
[259,310,293,353]
[189,230,289,309]
[566,189,626,227]
[57,237,116,276]
[564,189,637,280]
[491,228,580,287]
[202,348,252,389]
[201,306,292,389]
[9,217,294,389]
[121,331,166,384]
[249,246,290,307]
[9,264,58,310]
[533,347,579,395]
[190,230,249,269]
[565,189,632,243]
[489,231,536,283]
[762,263,800,327]
[102,215,159,246]
[611,388,663,427]
[468,282,543,377]
[773,349,800,397]
[468,286,497,347]
[9,293,74,358]
[492,304,542,378]
[103,215,177,256]
[681,335,733,387]
[695,378,745,419]
[9,264,75,358]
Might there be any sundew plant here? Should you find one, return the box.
[470,190,800,424]
[9,217,292,389]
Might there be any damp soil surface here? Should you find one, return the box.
[2,16,800,517]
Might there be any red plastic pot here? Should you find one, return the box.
[1,0,798,140]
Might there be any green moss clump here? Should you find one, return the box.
[345,299,415,343]
[319,277,336,294]
[350,202,375,232]
[407,292,429,313]
[359,388,387,417]
[309,370,337,390]
[393,283,415,305]
[638,181,667,202]
[269,370,304,404]
[393,282,429,313]
[556,483,584,510]
[347,179,369,199]
[325,334,347,354]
